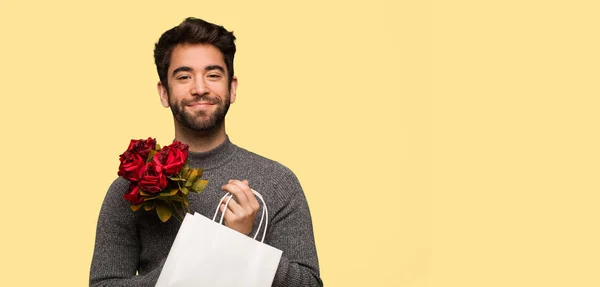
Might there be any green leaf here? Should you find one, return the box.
[174,195,189,204]
[155,201,173,222]
[185,169,200,186]
[179,165,189,178]
[183,168,193,179]
[160,187,179,197]
[169,195,185,203]
[139,190,153,197]
[143,201,155,211]
[147,149,157,162]
[190,179,208,193]
[180,186,189,195]
[130,204,142,212]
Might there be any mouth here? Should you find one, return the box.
[186,101,216,107]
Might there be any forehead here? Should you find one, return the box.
[169,43,226,73]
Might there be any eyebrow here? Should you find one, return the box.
[171,65,225,77]
[205,65,225,73]
[172,66,192,76]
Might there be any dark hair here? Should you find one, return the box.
[154,17,236,89]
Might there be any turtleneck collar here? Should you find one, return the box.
[185,136,237,171]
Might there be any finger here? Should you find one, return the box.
[219,194,243,219]
[223,198,246,218]
[221,183,249,217]
[236,179,259,211]
[244,185,260,212]
[230,179,250,197]
[233,179,259,213]
[222,180,250,206]
[219,198,233,215]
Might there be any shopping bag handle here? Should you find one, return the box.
[212,189,269,243]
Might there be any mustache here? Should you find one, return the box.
[182,96,222,106]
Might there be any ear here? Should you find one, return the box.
[229,76,238,104]
[157,81,170,108]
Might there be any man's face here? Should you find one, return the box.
[158,44,237,132]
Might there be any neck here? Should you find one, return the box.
[173,122,228,152]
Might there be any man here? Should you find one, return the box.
[90,17,322,286]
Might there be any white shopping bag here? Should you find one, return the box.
[156,190,283,287]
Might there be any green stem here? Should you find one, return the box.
[166,200,187,223]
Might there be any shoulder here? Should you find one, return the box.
[231,146,303,197]
[100,177,132,209]
[234,146,297,176]
[108,176,131,191]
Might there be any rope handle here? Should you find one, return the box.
[211,189,269,243]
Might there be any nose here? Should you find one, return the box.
[191,78,209,97]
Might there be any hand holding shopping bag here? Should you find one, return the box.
[156,190,282,287]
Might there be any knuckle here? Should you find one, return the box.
[251,203,259,211]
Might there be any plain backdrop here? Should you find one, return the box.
[0,1,598,286]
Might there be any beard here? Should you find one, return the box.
[169,93,231,132]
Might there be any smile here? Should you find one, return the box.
[187,101,215,107]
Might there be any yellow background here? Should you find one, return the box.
[0,0,598,286]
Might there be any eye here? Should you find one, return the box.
[207,74,221,80]
[177,75,191,80]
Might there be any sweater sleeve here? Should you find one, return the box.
[89,178,164,287]
[268,171,323,287]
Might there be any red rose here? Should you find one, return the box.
[123,137,157,160]
[123,184,143,205]
[118,151,146,181]
[153,141,189,175]
[138,162,168,193]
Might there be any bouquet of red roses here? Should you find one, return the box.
[118,137,207,222]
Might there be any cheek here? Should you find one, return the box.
[170,85,186,95]
[168,86,188,101]
[208,82,230,96]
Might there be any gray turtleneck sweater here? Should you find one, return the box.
[90,137,322,286]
